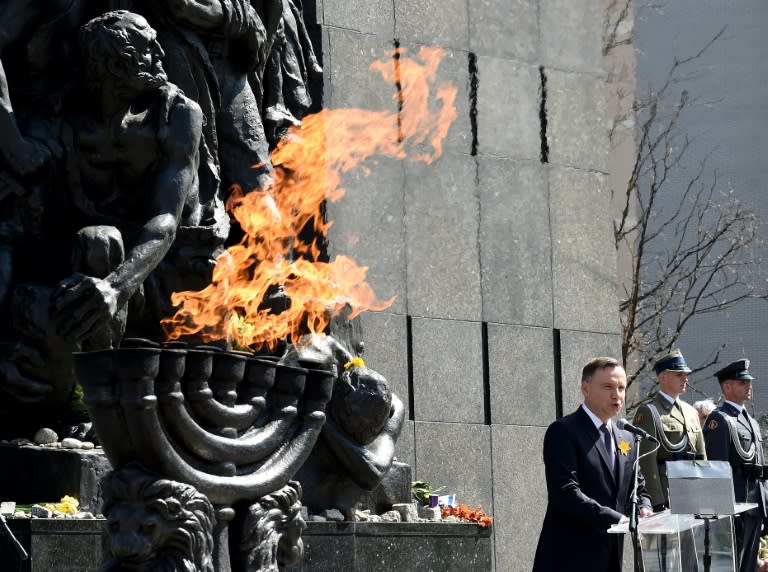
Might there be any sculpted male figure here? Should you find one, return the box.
[0,10,221,436]
[51,9,215,345]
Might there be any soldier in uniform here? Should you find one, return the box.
[633,349,707,511]
[704,359,768,572]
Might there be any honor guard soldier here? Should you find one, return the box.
[704,359,768,572]
[633,349,707,510]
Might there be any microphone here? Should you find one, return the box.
[616,418,659,443]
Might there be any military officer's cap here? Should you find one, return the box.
[714,359,755,383]
[654,349,692,375]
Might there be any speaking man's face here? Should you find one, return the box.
[581,365,627,423]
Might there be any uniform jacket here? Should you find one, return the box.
[633,393,707,507]
[533,407,652,572]
[704,402,768,516]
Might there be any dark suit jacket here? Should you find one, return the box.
[533,407,652,572]
[704,402,768,515]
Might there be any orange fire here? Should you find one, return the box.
[161,46,457,349]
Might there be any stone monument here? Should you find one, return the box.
[0,2,419,569]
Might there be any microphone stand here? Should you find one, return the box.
[629,434,645,572]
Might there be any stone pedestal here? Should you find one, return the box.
[0,519,491,572]
[1,518,104,572]
[0,445,111,512]
[287,521,493,571]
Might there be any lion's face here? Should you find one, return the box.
[106,501,168,564]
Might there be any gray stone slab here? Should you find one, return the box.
[545,69,609,173]
[419,44,472,156]
[487,324,556,426]
[326,158,407,315]
[394,0,469,51]
[354,522,492,570]
[287,522,492,571]
[324,28,400,111]
[404,153,482,321]
[395,419,416,470]
[540,0,604,73]
[5,518,105,572]
[414,421,493,510]
[476,56,540,160]
[469,0,538,62]
[479,158,552,326]
[491,424,547,572]
[357,311,410,416]
[559,330,622,415]
[0,445,111,513]
[549,167,620,334]
[410,318,484,424]
[321,0,395,37]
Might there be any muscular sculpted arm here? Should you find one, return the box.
[52,98,204,341]
[542,422,624,531]
[0,2,51,175]
[320,395,405,491]
[164,0,225,31]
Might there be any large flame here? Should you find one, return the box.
[161,46,457,349]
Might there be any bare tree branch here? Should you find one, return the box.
[606,14,767,411]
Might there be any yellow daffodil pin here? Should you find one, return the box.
[618,440,631,456]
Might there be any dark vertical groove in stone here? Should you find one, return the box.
[393,39,404,143]
[539,66,549,164]
[468,52,479,156]
[553,328,563,419]
[406,315,415,421]
[482,321,491,425]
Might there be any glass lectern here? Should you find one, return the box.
[609,460,757,572]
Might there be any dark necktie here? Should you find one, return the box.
[600,423,615,474]
[742,409,756,438]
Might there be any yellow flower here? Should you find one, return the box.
[618,440,631,456]
[344,357,365,370]
[44,495,80,514]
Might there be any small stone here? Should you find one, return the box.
[73,512,95,520]
[354,509,370,522]
[300,506,309,520]
[392,502,418,522]
[13,511,27,519]
[321,509,344,522]
[33,428,58,445]
[309,515,327,522]
[61,437,82,449]
[417,505,442,521]
[10,438,32,446]
[368,514,382,523]
[381,510,402,523]
[443,515,461,523]
[81,441,95,450]
[1,502,16,516]
[31,505,52,518]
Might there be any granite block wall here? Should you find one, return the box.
[318,1,618,569]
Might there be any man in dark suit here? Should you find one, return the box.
[704,359,768,572]
[533,356,653,572]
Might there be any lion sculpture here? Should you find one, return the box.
[239,481,306,572]
[99,463,216,572]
